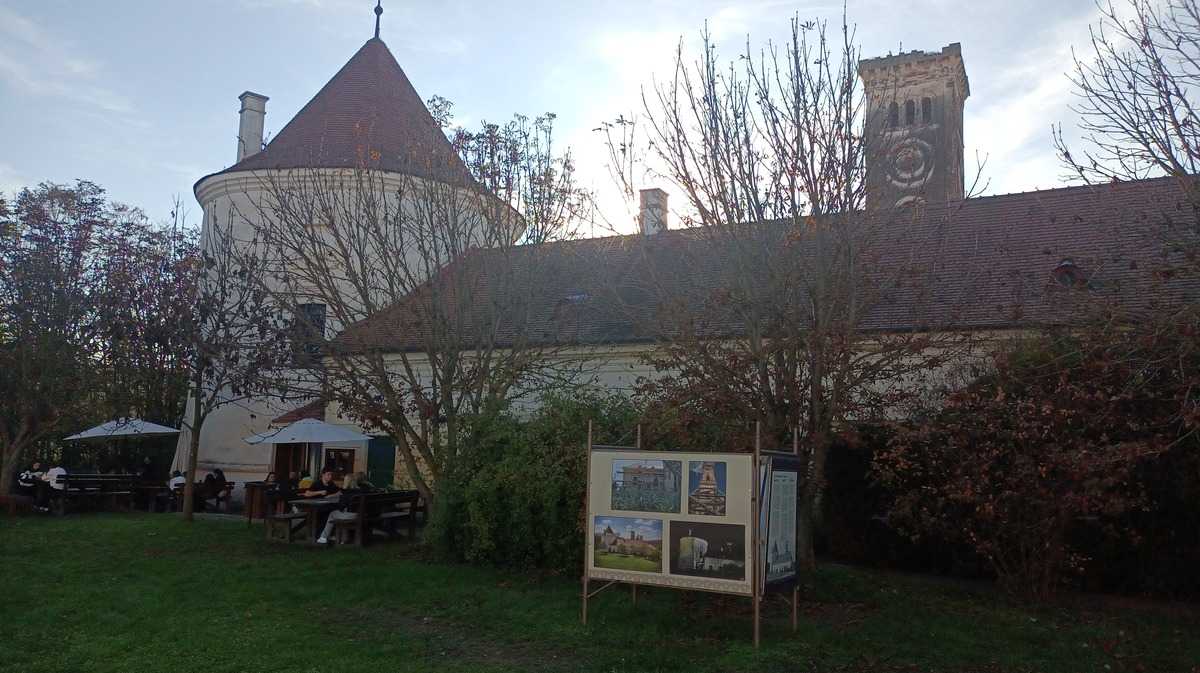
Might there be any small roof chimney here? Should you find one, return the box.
[237,91,269,162]
[638,188,668,236]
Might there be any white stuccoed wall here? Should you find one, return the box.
[174,167,499,496]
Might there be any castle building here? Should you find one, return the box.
[178,18,1198,496]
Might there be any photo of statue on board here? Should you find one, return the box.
[687,460,727,515]
[593,516,663,573]
[669,521,746,580]
[611,459,682,513]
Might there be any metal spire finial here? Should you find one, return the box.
[373,1,383,39]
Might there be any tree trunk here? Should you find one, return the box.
[0,447,13,498]
[795,494,817,573]
[796,428,830,574]
[181,376,203,522]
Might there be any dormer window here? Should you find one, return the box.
[921,97,932,124]
[905,100,916,125]
[1052,259,1082,287]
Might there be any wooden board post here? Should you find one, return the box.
[792,585,799,631]
[632,422,642,608]
[792,424,800,632]
[752,420,762,649]
[582,420,593,626]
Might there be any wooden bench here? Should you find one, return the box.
[0,494,35,516]
[332,491,422,547]
[166,481,235,513]
[265,511,309,543]
[54,474,138,515]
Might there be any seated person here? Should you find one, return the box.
[37,464,67,512]
[168,471,186,490]
[297,471,313,491]
[316,473,370,544]
[263,471,291,514]
[303,469,340,498]
[137,456,154,481]
[16,461,43,497]
[349,471,375,492]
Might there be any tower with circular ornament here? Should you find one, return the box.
[858,44,970,211]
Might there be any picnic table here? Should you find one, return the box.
[49,473,138,515]
[286,496,343,544]
[135,484,172,513]
[266,491,424,546]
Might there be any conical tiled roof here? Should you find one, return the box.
[212,37,474,185]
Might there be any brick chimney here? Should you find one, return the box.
[638,188,668,235]
[236,91,269,162]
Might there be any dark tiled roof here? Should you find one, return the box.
[333,177,1200,354]
[202,38,474,186]
[272,400,326,424]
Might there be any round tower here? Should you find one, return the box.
[175,29,490,489]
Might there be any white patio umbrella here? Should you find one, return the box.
[243,418,372,445]
[64,418,181,442]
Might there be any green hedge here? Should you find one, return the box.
[427,392,637,573]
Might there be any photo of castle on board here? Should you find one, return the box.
[610,459,682,513]
[593,516,663,573]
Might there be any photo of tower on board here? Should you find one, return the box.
[687,460,727,516]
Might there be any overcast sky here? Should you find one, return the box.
[0,0,1103,230]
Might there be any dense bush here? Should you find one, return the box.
[873,315,1199,601]
[821,426,988,578]
[426,392,638,573]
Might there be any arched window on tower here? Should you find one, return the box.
[905,100,916,125]
[887,102,899,128]
[922,97,932,124]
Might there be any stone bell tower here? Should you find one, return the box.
[858,43,969,210]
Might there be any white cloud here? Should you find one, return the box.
[0,162,29,197]
[964,5,1103,195]
[236,0,359,9]
[0,5,131,114]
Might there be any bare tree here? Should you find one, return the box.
[1054,0,1200,277]
[1051,0,1200,453]
[1055,0,1200,189]
[609,16,980,572]
[178,206,286,522]
[237,112,592,508]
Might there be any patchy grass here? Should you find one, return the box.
[593,551,660,572]
[2,514,1197,673]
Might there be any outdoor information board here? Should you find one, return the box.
[581,422,803,647]
[759,455,801,590]
[587,448,755,596]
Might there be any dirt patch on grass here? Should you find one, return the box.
[328,606,570,671]
[678,591,876,633]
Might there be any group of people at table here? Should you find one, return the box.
[16,460,233,512]
[16,461,373,539]
[256,468,377,544]
[15,461,70,512]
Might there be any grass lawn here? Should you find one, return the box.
[3,514,1198,673]
[593,551,660,572]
